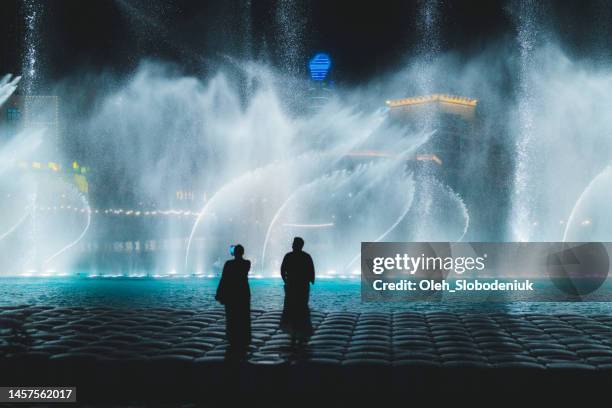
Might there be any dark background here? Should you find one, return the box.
[2,0,612,87]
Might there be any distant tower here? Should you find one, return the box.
[307,52,333,111]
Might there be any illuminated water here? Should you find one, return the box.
[1,276,611,314]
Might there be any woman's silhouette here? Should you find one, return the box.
[215,244,251,353]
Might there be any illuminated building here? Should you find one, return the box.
[385,94,478,120]
[307,52,333,111]
[342,94,477,172]
[382,93,508,240]
[0,94,59,142]
[13,160,90,194]
[1,93,90,194]
[383,93,480,183]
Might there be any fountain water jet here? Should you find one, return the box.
[43,187,92,266]
[22,0,41,94]
[510,0,540,242]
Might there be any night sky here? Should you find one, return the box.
[2,0,612,87]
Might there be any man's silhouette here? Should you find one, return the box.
[280,237,315,343]
[215,244,251,355]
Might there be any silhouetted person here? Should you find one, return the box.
[215,244,251,355]
[280,237,315,343]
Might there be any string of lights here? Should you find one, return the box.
[29,206,202,217]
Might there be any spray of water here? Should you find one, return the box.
[43,188,92,266]
[4,1,612,278]
[0,75,21,106]
[276,0,306,77]
[22,0,41,94]
[563,166,612,242]
[510,0,540,241]
[0,209,30,241]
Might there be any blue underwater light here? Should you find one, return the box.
[309,53,332,81]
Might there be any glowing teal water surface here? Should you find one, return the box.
[1,277,612,314]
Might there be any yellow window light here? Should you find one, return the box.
[386,94,478,108]
[346,150,392,158]
[416,154,443,165]
[73,174,89,193]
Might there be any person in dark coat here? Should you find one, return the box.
[215,244,251,354]
[280,237,315,343]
